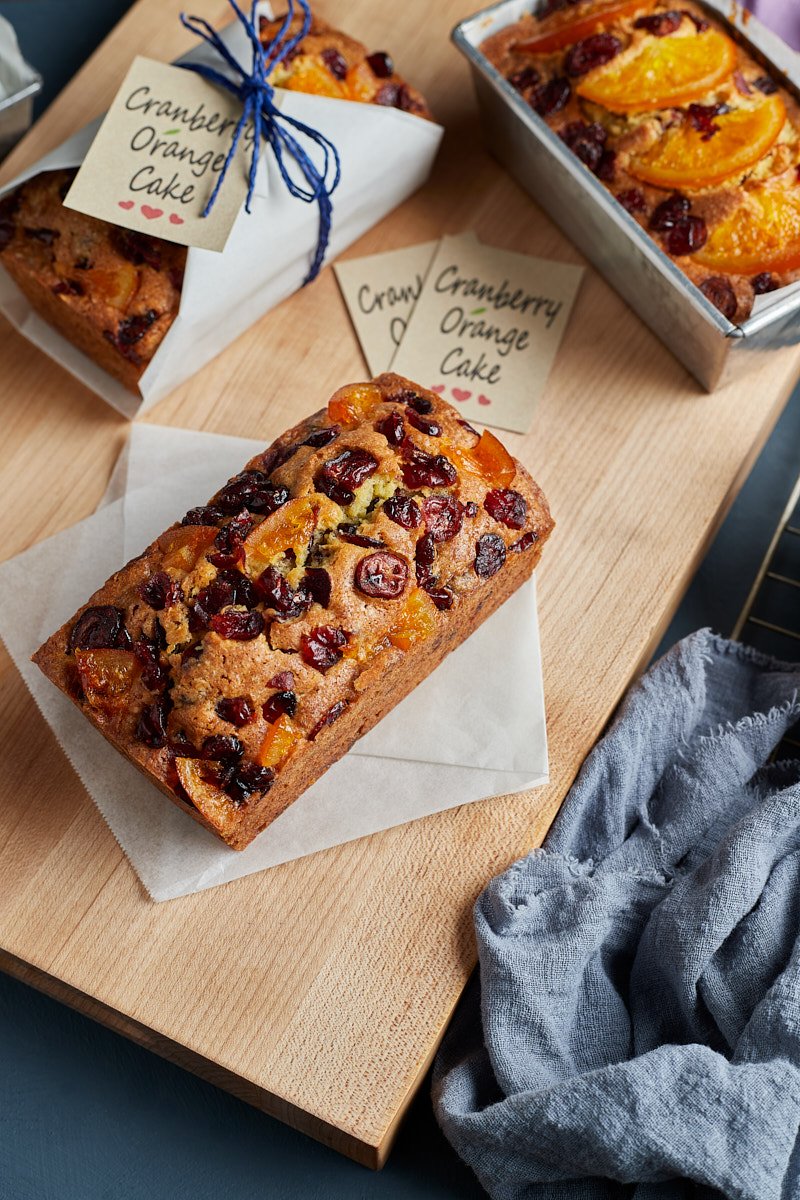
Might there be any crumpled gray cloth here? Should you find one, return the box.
[433,631,800,1200]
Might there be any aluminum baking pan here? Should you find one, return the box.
[453,0,800,390]
[0,69,41,162]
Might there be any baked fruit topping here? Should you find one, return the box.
[517,0,645,54]
[32,374,553,850]
[694,182,800,276]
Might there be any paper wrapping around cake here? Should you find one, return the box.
[0,19,443,417]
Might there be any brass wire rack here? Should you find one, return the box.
[732,471,800,758]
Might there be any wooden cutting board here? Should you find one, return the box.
[0,0,797,1169]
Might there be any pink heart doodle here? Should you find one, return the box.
[118,200,134,210]
[451,388,472,403]
[478,394,492,406]
[169,213,185,226]
[141,204,163,220]
[430,384,445,394]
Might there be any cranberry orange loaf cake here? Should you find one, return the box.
[33,375,553,850]
[0,16,431,392]
[481,0,800,322]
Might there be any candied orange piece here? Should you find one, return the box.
[694,182,800,275]
[280,56,347,99]
[631,95,786,189]
[159,525,217,572]
[388,587,438,651]
[345,61,379,103]
[577,29,736,113]
[174,758,234,835]
[451,430,517,488]
[75,648,141,711]
[327,381,384,426]
[244,496,332,576]
[516,0,647,54]
[86,263,138,310]
[257,714,304,768]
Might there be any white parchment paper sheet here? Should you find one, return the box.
[0,18,443,416]
[0,425,548,901]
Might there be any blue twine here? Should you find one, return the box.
[178,0,341,283]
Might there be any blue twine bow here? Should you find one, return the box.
[178,0,341,283]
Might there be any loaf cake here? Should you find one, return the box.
[33,374,554,850]
[0,15,432,392]
[481,0,800,323]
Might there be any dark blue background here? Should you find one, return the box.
[1,3,799,1196]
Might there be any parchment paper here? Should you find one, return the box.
[0,18,443,417]
[0,424,548,902]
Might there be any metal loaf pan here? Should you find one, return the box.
[0,51,41,162]
[453,0,800,390]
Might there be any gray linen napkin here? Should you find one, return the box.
[433,630,800,1199]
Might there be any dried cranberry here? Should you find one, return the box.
[111,228,162,270]
[304,567,332,608]
[595,150,617,182]
[74,256,92,270]
[202,734,243,761]
[425,585,455,611]
[303,426,339,450]
[226,761,274,803]
[617,188,646,214]
[214,471,290,516]
[136,696,171,748]
[216,696,256,727]
[375,81,416,109]
[315,447,379,505]
[68,605,131,652]
[464,502,479,518]
[140,572,183,611]
[337,523,384,549]
[508,66,540,93]
[133,638,170,691]
[267,670,294,690]
[560,120,606,172]
[52,278,84,296]
[262,691,297,722]
[367,50,393,78]
[423,494,464,543]
[700,276,737,320]
[752,273,777,295]
[650,193,691,231]
[408,411,442,437]
[301,626,348,672]
[193,570,259,627]
[209,510,253,569]
[402,391,434,415]
[321,47,348,79]
[24,226,59,246]
[753,75,778,95]
[181,505,223,527]
[384,492,422,530]
[484,488,528,530]
[415,532,436,566]
[531,76,571,117]
[401,446,457,489]
[474,533,507,578]
[686,102,730,141]
[309,700,348,740]
[355,551,409,599]
[510,531,538,553]
[666,214,707,256]
[209,609,265,641]
[537,0,580,16]
[116,309,158,347]
[633,10,682,35]
[565,34,621,77]
[375,410,405,446]
[257,565,311,619]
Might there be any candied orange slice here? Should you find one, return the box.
[257,714,303,768]
[280,56,347,99]
[75,648,140,711]
[159,525,217,572]
[86,263,138,310]
[694,182,800,275]
[516,0,646,54]
[577,29,737,113]
[174,759,234,836]
[631,95,786,188]
[388,587,438,651]
[327,381,384,426]
[451,430,516,488]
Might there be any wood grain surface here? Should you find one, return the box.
[0,0,798,1169]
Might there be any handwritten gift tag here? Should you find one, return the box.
[333,241,439,375]
[391,234,584,433]
[64,56,253,253]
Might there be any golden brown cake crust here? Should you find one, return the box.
[480,0,800,323]
[32,374,553,850]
